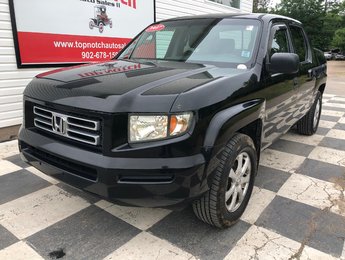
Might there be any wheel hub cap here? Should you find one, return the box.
[225,152,252,212]
[313,98,321,129]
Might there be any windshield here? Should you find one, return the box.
[118,18,261,68]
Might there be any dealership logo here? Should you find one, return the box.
[89,5,113,33]
[80,0,137,9]
[115,0,137,9]
[98,62,118,68]
[78,63,143,78]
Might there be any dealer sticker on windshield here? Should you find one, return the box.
[146,24,165,32]
[241,51,251,58]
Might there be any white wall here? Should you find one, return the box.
[156,0,253,21]
[0,0,252,129]
[0,0,51,128]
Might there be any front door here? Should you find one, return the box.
[262,24,299,148]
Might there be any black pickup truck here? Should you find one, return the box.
[19,13,327,228]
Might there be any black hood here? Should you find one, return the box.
[24,60,250,113]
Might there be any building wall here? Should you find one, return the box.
[0,0,253,129]
[0,0,51,128]
[156,0,253,21]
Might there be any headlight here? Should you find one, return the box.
[169,113,192,136]
[129,113,193,142]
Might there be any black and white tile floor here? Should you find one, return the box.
[0,93,345,260]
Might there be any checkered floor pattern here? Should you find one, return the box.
[0,93,345,260]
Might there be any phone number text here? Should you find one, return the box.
[81,52,118,59]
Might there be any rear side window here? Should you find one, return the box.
[289,26,308,62]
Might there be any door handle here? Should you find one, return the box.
[307,69,316,81]
[308,69,314,78]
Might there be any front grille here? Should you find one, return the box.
[33,106,101,146]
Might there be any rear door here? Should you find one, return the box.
[288,24,317,120]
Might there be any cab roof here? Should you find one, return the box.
[161,13,301,25]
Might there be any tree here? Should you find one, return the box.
[272,0,345,50]
[253,0,271,12]
[253,0,345,50]
[319,0,345,49]
[324,0,345,13]
[321,12,343,50]
[274,0,326,49]
[332,28,345,51]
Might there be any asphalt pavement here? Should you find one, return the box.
[326,61,345,96]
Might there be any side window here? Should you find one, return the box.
[289,26,308,62]
[270,28,290,58]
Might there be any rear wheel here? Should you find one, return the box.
[297,91,322,135]
[193,133,257,228]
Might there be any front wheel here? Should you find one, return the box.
[193,133,257,228]
[297,91,322,135]
[89,20,94,29]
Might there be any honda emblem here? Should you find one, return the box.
[52,114,67,134]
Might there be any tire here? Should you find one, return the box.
[297,91,322,135]
[193,133,257,228]
[99,23,104,33]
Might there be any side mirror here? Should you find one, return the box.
[269,53,300,74]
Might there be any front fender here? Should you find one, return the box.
[198,99,265,195]
[203,99,265,150]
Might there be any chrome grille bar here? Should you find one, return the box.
[33,106,101,146]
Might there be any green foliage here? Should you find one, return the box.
[253,0,271,13]
[256,0,345,50]
[274,0,326,49]
[322,13,343,49]
[332,28,345,50]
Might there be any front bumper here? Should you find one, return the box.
[19,127,207,208]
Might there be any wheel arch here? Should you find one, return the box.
[237,118,263,163]
[203,99,265,154]
[200,99,265,193]
[318,83,326,94]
